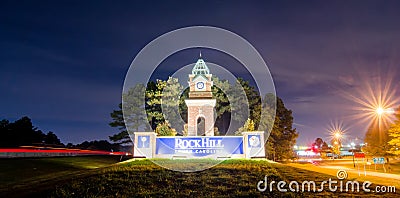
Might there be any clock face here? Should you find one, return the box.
[196,82,205,90]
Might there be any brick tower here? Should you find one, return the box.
[185,54,216,136]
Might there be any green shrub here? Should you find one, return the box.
[155,122,176,136]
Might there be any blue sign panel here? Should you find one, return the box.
[138,135,150,148]
[156,137,243,157]
[372,157,385,164]
[248,135,261,148]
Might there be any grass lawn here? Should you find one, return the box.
[1,158,399,197]
[0,155,127,196]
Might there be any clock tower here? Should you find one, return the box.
[185,55,216,136]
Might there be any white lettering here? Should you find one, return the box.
[175,138,224,149]
[362,181,371,192]
[277,181,287,192]
[288,181,299,192]
[257,176,267,192]
[328,178,337,191]
[318,180,327,192]
[302,181,316,192]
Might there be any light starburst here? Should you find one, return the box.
[326,120,349,144]
[340,69,398,133]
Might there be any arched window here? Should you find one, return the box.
[197,117,206,136]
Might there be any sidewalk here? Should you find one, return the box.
[321,165,400,180]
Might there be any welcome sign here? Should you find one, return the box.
[133,132,265,159]
[156,136,244,157]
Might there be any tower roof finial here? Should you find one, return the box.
[192,53,210,76]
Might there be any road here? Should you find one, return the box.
[321,165,400,180]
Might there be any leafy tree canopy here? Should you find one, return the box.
[363,119,391,157]
[109,78,298,161]
[0,116,63,147]
[387,107,400,156]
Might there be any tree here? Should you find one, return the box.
[0,119,9,129]
[331,139,342,158]
[238,78,262,129]
[330,139,345,159]
[44,131,61,145]
[228,79,249,133]
[110,78,184,141]
[223,78,264,135]
[124,83,148,132]
[146,80,166,129]
[212,77,231,134]
[0,116,62,147]
[311,138,325,155]
[311,138,329,154]
[387,108,400,156]
[363,120,391,157]
[109,83,147,145]
[236,118,255,135]
[321,141,329,152]
[110,77,260,137]
[264,96,298,161]
[313,138,324,148]
[265,136,276,161]
[258,93,276,133]
[108,78,300,161]
[109,103,126,142]
[66,143,74,148]
[155,121,177,136]
[178,88,189,128]
[10,116,45,146]
[0,119,11,147]
[161,77,185,133]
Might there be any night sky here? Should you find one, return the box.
[1,1,400,145]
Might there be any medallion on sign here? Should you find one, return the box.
[249,135,260,147]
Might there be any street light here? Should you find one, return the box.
[332,131,342,160]
[375,107,395,118]
[376,107,384,116]
[340,71,398,130]
[334,132,341,139]
[374,106,395,168]
[374,106,395,140]
[349,141,359,168]
[327,121,348,160]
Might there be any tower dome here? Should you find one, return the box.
[192,58,210,76]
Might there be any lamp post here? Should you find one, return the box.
[350,141,357,168]
[374,107,394,169]
[332,131,341,160]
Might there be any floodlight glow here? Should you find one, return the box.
[339,70,398,132]
[326,120,348,142]
[376,107,384,115]
[386,108,395,114]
